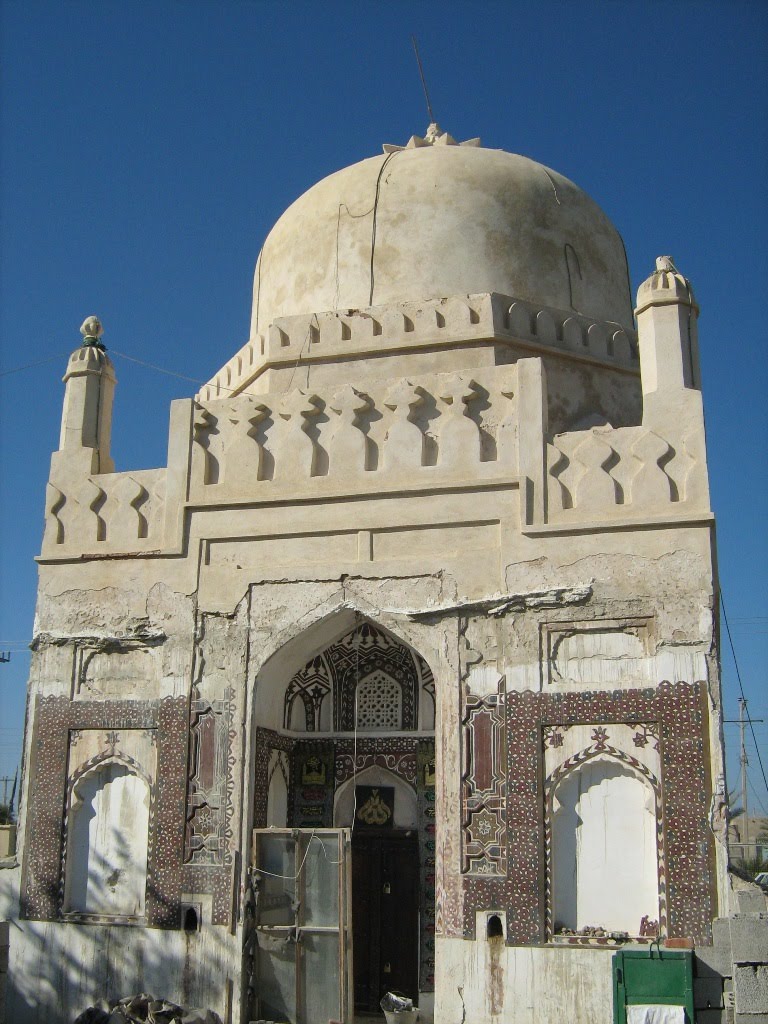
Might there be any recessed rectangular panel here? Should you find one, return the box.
[207,531,358,569]
[373,521,499,561]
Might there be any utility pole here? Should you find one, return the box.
[725,698,765,851]
[0,776,13,807]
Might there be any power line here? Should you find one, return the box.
[110,349,210,388]
[748,775,768,818]
[721,591,768,797]
[0,353,67,378]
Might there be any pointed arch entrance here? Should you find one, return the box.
[249,614,436,1022]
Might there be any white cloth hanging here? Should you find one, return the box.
[627,1005,685,1024]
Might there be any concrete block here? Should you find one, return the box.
[734,965,768,1014]
[731,917,768,964]
[738,890,768,915]
[734,1015,768,1024]
[714,918,734,948]
[698,944,734,978]
[696,975,725,1008]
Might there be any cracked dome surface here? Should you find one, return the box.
[250,144,634,338]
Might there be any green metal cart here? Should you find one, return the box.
[613,947,695,1024]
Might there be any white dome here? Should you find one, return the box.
[250,139,634,338]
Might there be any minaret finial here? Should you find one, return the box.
[80,315,106,350]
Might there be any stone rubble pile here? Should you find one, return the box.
[73,994,222,1024]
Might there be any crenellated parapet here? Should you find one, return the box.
[42,467,167,553]
[197,292,638,401]
[546,423,707,521]
[190,366,521,503]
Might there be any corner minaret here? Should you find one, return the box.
[635,255,700,396]
[636,257,710,511]
[58,316,116,473]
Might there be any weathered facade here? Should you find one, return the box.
[1,126,739,1022]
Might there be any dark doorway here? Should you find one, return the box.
[351,831,420,1014]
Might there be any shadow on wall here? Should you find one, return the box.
[8,826,236,1024]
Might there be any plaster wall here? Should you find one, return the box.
[0,873,236,1024]
[435,936,615,1024]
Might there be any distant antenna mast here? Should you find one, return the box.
[411,35,436,124]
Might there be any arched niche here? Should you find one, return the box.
[64,760,150,918]
[266,749,289,827]
[550,755,659,935]
[333,765,418,829]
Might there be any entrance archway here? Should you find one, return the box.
[249,614,436,1021]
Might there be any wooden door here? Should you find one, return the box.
[352,832,419,1013]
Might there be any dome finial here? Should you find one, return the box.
[383,125,481,153]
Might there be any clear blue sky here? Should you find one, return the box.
[1,1,766,813]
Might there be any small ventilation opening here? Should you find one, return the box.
[487,914,504,939]
[183,906,199,932]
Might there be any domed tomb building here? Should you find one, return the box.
[5,126,729,1023]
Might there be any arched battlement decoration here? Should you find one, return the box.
[544,743,665,941]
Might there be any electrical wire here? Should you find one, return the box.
[721,591,768,795]
[0,353,70,378]
[110,350,211,388]
[254,829,318,881]
[369,151,398,306]
[748,775,768,818]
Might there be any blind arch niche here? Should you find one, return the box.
[64,760,150,918]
